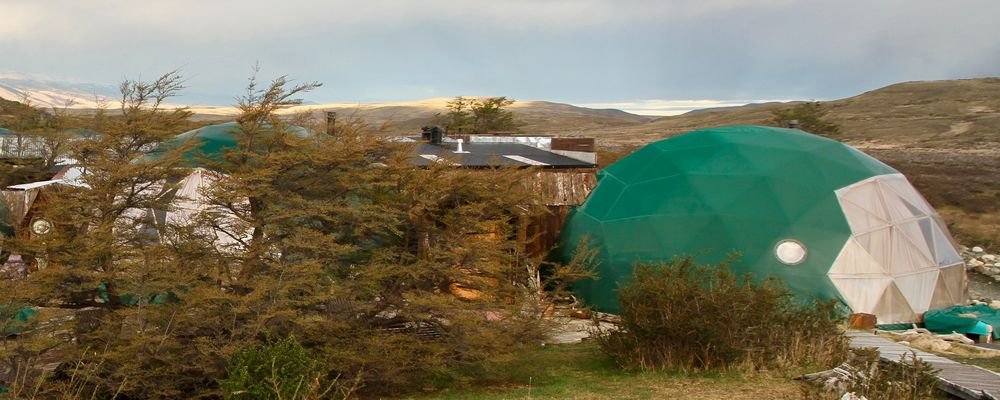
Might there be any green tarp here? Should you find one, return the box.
[924,304,1000,340]
[1,306,37,336]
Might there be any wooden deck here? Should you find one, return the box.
[848,331,1000,399]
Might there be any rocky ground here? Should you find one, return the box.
[964,245,1000,301]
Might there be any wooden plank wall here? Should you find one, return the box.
[520,169,598,258]
[551,138,595,153]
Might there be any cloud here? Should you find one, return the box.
[0,0,998,104]
[0,0,800,44]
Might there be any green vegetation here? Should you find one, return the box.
[221,336,339,400]
[436,96,519,134]
[406,342,803,400]
[802,348,940,400]
[771,101,841,137]
[0,71,585,399]
[594,257,848,372]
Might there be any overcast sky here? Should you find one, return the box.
[2,0,999,108]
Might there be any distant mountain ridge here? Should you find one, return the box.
[0,74,653,132]
[3,73,998,148]
[183,98,653,134]
[0,72,118,109]
[574,77,1000,148]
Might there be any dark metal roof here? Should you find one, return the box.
[410,141,596,169]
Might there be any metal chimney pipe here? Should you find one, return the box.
[430,126,443,145]
[326,111,337,135]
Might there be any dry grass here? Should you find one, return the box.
[405,341,803,400]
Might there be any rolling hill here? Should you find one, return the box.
[565,78,1000,247]
[184,98,652,134]
[571,78,1000,149]
[3,74,999,245]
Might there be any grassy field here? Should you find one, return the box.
[404,342,803,400]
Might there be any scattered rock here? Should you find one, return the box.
[969,259,986,268]
[569,309,593,319]
[984,254,998,262]
[973,246,985,253]
[841,392,868,400]
[991,300,1000,310]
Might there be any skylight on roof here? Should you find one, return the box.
[419,154,458,165]
[502,155,549,166]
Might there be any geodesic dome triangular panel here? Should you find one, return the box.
[559,125,965,323]
[872,282,918,323]
[831,174,966,323]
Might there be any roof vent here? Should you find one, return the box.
[454,138,469,154]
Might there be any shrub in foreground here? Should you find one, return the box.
[221,336,332,400]
[595,256,848,372]
[800,347,938,400]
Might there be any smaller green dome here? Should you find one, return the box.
[147,122,309,169]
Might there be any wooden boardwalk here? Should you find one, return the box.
[848,331,1000,399]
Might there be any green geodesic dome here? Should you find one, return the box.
[560,125,966,323]
[147,122,308,169]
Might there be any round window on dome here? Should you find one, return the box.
[775,239,807,265]
[30,219,53,236]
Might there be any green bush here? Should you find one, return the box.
[801,348,938,400]
[595,256,848,372]
[221,336,330,400]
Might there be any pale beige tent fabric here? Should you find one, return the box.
[829,174,966,324]
[164,168,251,252]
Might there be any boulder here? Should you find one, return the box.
[991,300,1000,310]
[969,258,986,268]
[973,246,985,253]
[984,254,998,262]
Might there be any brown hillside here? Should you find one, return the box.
[189,99,651,135]
[570,78,1000,248]
[571,78,1000,149]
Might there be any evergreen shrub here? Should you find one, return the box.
[595,256,848,372]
